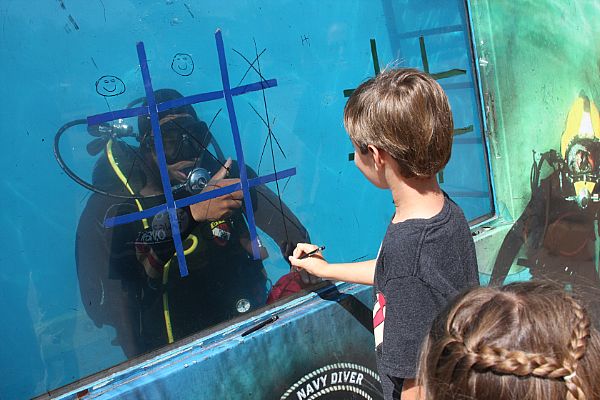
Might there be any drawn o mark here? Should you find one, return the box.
[95,75,126,97]
[171,53,195,76]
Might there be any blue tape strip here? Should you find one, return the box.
[247,167,296,187]
[157,90,225,112]
[87,106,149,126]
[215,29,261,260]
[137,42,189,277]
[175,182,242,209]
[104,203,167,228]
[107,168,296,227]
[231,79,277,96]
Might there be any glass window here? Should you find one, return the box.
[471,1,600,304]
[0,0,492,397]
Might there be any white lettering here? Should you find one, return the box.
[284,365,377,400]
[356,373,364,386]
[305,384,314,395]
[296,388,307,400]
[311,379,320,391]
[319,376,327,387]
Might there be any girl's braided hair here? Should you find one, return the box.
[418,281,600,400]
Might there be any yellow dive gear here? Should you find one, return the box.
[107,139,198,344]
[559,94,600,208]
[560,93,600,158]
[106,139,149,229]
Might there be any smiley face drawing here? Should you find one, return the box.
[171,53,194,76]
[95,75,126,97]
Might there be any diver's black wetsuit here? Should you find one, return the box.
[76,149,308,358]
[490,169,600,319]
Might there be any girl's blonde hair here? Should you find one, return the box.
[418,281,600,400]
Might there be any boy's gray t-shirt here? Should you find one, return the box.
[372,196,479,378]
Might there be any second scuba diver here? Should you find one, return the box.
[490,93,600,322]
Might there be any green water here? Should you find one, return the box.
[472,0,600,217]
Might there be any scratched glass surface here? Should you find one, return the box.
[0,0,491,397]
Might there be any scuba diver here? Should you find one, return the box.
[490,92,600,319]
[73,89,312,358]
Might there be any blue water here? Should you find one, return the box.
[0,0,492,398]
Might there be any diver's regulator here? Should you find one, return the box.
[531,149,600,210]
[564,180,600,209]
[55,118,216,199]
[87,119,135,139]
[180,167,211,194]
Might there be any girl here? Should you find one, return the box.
[418,281,600,400]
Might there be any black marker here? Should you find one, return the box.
[298,245,326,260]
[241,315,279,337]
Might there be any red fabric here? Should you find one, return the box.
[267,272,308,304]
[373,292,386,327]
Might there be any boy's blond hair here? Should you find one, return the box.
[344,68,453,178]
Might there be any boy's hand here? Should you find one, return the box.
[288,243,328,282]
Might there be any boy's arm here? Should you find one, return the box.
[401,379,420,400]
[288,243,375,285]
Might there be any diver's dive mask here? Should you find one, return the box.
[140,114,214,194]
[105,114,213,195]
[559,93,600,209]
[144,114,211,165]
[563,138,600,208]
[159,116,212,194]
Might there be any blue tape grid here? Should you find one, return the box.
[88,30,296,276]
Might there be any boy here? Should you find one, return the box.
[289,68,479,400]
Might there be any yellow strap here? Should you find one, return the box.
[106,140,149,229]
[162,234,198,344]
[107,139,200,344]
[162,259,175,343]
[183,234,198,255]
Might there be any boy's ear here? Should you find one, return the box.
[367,145,386,168]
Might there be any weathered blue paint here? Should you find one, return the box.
[49,282,379,399]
